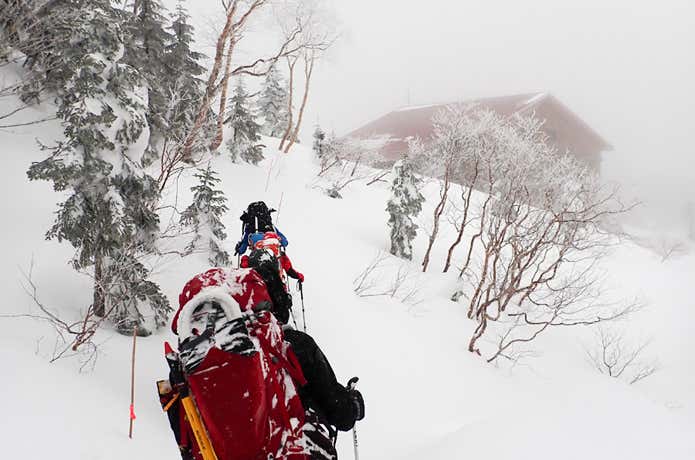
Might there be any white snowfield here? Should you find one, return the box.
[1,96,694,460]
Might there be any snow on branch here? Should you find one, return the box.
[430,105,639,360]
[312,135,388,198]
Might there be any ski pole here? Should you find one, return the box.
[298,281,306,332]
[276,191,284,225]
[236,218,245,268]
[347,377,360,460]
[289,306,299,330]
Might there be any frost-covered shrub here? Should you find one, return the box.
[430,105,635,360]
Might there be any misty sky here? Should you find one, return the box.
[178,0,694,229]
[307,0,695,225]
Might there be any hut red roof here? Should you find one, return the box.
[346,93,612,169]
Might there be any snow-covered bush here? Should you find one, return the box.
[314,134,387,198]
[312,123,326,158]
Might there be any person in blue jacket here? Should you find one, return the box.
[234,201,289,255]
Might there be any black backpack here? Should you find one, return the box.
[247,249,292,324]
[241,201,276,235]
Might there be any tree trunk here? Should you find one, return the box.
[93,252,106,317]
[443,187,470,273]
[209,34,236,151]
[284,52,314,153]
[181,3,238,159]
[421,168,450,272]
[278,55,298,151]
[459,174,493,279]
[444,162,479,272]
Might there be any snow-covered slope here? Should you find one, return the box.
[1,90,694,460]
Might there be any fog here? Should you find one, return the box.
[177,0,694,234]
[305,0,694,233]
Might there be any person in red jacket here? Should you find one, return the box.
[169,267,364,441]
[241,231,305,283]
[239,249,297,324]
[239,232,303,326]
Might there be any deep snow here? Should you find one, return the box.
[1,73,694,460]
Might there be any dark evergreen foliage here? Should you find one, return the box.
[125,0,173,157]
[25,1,171,335]
[225,79,263,164]
[180,164,230,266]
[257,64,289,137]
[161,1,213,159]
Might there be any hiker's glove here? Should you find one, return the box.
[240,255,249,268]
[346,377,364,422]
[296,272,305,283]
[349,388,364,421]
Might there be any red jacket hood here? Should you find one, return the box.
[171,267,272,334]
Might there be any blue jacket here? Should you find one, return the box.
[235,227,288,255]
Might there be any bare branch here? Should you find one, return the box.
[585,327,659,385]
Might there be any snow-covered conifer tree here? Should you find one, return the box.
[26,1,170,336]
[125,0,173,158]
[257,64,289,137]
[313,124,326,158]
[386,157,425,260]
[180,164,230,266]
[17,1,82,98]
[226,79,263,164]
[160,1,213,158]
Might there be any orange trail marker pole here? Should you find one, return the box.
[128,326,137,439]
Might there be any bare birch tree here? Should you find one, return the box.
[419,108,481,271]
[282,47,315,153]
[278,52,299,151]
[431,106,637,359]
[277,0,337,153]
[163,0,313,184]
